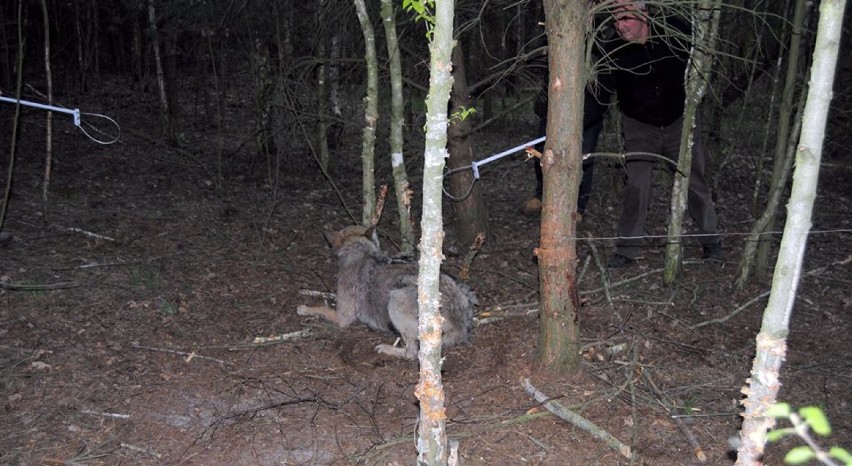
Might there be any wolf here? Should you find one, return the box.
[297,225,477,360]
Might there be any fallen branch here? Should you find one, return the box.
[690,290,770,329]
[587,233,617,316]
[54,225,115,242]
[641,369,706,463]
[120,442,162,459]
[0,281,79,291]
[130,344,227,364]
[298,289,336,300]
[580,267,665,296]
[692,256,851,329]
[474,303,538,326]
[522,378,632,460]
[82,409,130,420]
[251,329,313,345]
[459,232,486,282]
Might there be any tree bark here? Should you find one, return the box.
[536,0,586,373]
[41,0,54,220]
[447,41,489,248]
[380,0,416,253]
[1,0,24,235]
[663,0,721,284]
[316,0,330,172]
[736,1,845,463]
[353,0,378,226]
[754,0,809,278]
[147,0,176,145]
[416,2,455,463]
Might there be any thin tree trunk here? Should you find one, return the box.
[748,0,791,217]
[132,17,142,85]
[147,0,175,144]
[272,0,292,180]
[735,1,845,463]
[754,0,808,278]
[329,34,342,121]
[73,0,86,92]
[251,38,273,176]
[353,0,378,226]
[316,0,330,172]
[90,0,100,91]
[663,0,721,284]
[1,0,24,235]
[41,0,53,220]
[206,33,224,189]
[536,0,587,373]
[447,42,489,248]
[380,0,415,253]
[735,97,804,291]
[417,2,455,463]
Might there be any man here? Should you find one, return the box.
[603,0,722,267]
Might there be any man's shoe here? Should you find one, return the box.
[702,242,724,261]
[607,253,636,268]
[522,197,542,216]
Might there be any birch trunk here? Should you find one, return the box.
[380,0,415,253]
[735,1,845,463]
[663,0,721,285]
[416,1,455,463]
[353,0,378,226]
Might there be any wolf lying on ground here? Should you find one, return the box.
[297,225,477,359]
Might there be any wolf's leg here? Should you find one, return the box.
[381,288,420,359]
[296,304,350,327]
[375,343,412,359]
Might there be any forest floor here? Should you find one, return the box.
[1,79,850,466]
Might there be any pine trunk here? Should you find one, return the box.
[536,0,586,374]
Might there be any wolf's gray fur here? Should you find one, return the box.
[297,226,477,359]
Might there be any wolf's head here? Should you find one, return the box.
[324,225,381,253]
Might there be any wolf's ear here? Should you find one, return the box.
[365,226,380,248]
[323,229,345,249]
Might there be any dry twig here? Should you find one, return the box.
[130,344,227,364]
[641,369,707,463]
[251,329,312,345]
[0,281,78,291]
[522,378,632,459]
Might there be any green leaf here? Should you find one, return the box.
[799,406,831,436]
[450,106,477,124]
[784,446,816,464]
[766,403,792,418]
[767,428,794,442]
[829,446,852,464]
